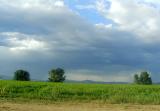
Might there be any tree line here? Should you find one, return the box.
[12,68,153,85]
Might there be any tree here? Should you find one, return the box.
[48,68,65,82]
[139,71,152,85]
[13,70,30,81]
[134,74,139,84]
[134,71,152,85]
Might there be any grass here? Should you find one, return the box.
[1,80,160,104]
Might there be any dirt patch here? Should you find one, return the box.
[1,102,160,111]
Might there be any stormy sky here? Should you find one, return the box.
[1,0,160,82]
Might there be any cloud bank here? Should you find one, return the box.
[0,0,160,82]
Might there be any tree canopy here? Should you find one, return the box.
[13,70,30,81]
[134,71,152,85]
[48,68,65,82]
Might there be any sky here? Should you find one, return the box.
[0,0,160,82]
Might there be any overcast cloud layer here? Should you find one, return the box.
[0,0,160,82]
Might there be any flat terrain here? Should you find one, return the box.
[1,102,160,111]
[1,80,160,104]
[1,80,160,111]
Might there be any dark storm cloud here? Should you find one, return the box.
[0,0,160,82]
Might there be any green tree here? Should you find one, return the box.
[134,74,139,84]
[48,68,65,82]
[14,70,30,81]
[139,71,152,85]
[134,71,152,85]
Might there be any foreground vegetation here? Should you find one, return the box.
[1,80,160,104]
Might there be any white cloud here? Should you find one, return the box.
[142,0,160,4]
[0,32,48,52]
[95,23,112,29]
[10,38,47,52]
[54,1,64,7]
[0,0,65,9]
[95,0,160,43]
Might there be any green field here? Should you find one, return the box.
[1,80,160,104]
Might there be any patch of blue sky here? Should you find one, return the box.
[76,9,112,24]
[65,0,93,6]
[64,0,113,25]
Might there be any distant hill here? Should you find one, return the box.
[0,75,12,80]
[65,79,129,84]
[0,76,129,84]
